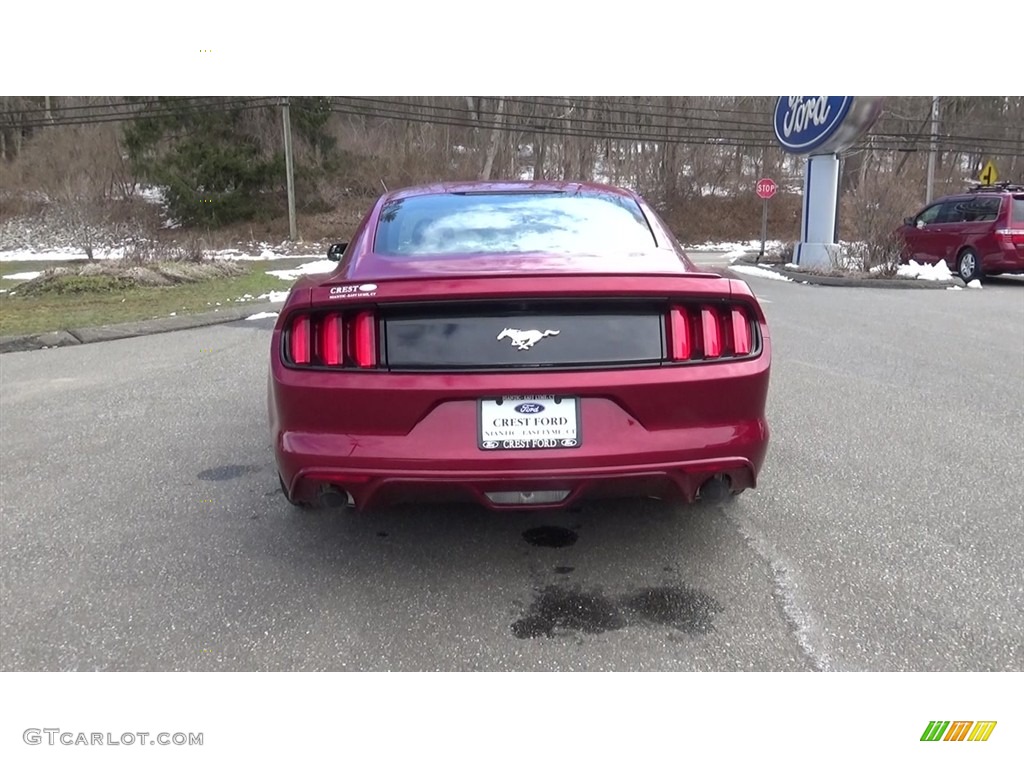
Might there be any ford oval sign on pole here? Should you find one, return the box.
[773,97,883,267]
[756,178,777,260]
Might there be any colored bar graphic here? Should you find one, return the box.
[921,721,950,741]
[967,722,997,742]
[944,721,972,741]
[921,720,996,742]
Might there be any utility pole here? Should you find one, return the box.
[281,98,297,241]
[44,96,52,121]
[925,96,939,201]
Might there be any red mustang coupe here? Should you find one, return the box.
[268,181,771,511]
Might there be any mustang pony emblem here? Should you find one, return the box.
[497,328,560,350]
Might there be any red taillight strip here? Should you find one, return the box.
[669,307,691,360]
[290,315,310,364]
[320,313,343,366]
[351,311,377,368]
[731,308,752,355]
[701,308,721,358]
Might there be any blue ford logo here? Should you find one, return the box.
[515,403,544,414]
[774,97,853,154]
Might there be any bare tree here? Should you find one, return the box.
[480,97,505,181]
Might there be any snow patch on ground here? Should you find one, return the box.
[258,290,290,303]
[685,239,784,253]
[897,260,953,281]
[136,185,166,205]
[246,311,279,320]
[0,243,335,263]
[946,286,963,291]
[0,247,128,262]
[266,260,337,280]
[2,271,42,280]
[966,279,982,289]
[730,265,793,282]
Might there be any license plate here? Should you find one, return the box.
[478,395,581,450]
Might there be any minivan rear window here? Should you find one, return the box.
[1013,196,1024,223]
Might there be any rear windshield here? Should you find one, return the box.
[1013,196,1024,223]
[373,191,657,256]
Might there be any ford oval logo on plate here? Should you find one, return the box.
[358,284,377,292]
[774,97,852,154]
[515,402,544,414]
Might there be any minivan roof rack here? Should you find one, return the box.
[967,182,1024,192]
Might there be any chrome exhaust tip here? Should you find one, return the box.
[697,475,731,504]
[318,485,355,509]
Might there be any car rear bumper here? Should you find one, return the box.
[273,397,769,511]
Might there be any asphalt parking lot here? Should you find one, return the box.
[1,271,1022,671]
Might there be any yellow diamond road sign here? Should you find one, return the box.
[980,161,998,185]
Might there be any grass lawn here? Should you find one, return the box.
[0,258,318,337]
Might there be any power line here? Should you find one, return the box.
[3,96,1022,159]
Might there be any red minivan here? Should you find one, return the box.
[898,183,1024,281]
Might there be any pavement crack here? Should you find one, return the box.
[724,507,833,672]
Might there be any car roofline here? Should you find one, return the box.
[378,180,643,204]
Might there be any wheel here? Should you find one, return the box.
[956,249,982,283]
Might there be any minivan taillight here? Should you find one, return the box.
[285,310,378,368]
[995,229,1024,249]
[667,303,756,362]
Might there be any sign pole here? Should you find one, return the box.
[759,197,769,261]
[755,177,777,262]
[282,98,298,241]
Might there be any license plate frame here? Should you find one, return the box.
[477,395,581,451]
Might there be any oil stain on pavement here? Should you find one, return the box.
[522,526,579,548]
[511,584,721,639]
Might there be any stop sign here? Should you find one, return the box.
[756,178,778,199]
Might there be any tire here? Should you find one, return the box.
[957,249,982,283]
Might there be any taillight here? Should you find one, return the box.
[285,310,377,368]
[350,310,377,368]
[667,303,755,362]
[319,313,343,366]
[701,308,721,358]
[995,229,1024,248]
[668,307,691,360]
[731,308,752,355]
[290,315,310,364]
